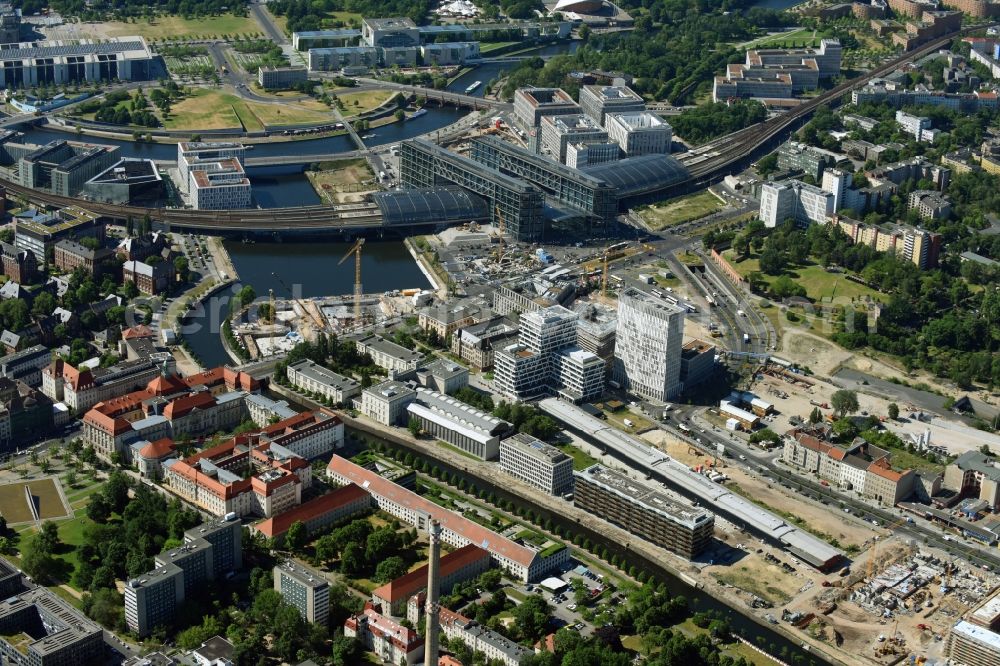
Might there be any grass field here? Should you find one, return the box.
[746,27,829,49]
[0,478,69,524]
[0,481,35,523]
[163,89,330,131]
[99,14,262,40]
[163,89,243,130]
[249,99,331,126]
[28,479,70,520]
[723,251,884,305]
[337,90,396,116]
[641,191,725,230]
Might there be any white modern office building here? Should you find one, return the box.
[287,359,362,405]
[604,111,672,156]
[176,142,246,191]
[579,85,645,124]
[188,159,251,210]
[612,287,685,402]
[538,113,608,163]
[307,46,379,72]
[758,180,835,227]
[0,37,154,87]
[499,432,573,495]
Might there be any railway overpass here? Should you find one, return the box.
[0,27,976,234]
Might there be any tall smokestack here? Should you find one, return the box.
[424,520,442,666]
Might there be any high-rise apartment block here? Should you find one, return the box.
[274,560,330,625]
[758,180,835,227]
[612,288,685,402]
[125,517,242,636]
[494,305,604,403]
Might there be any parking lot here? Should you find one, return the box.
[508,561,621,636]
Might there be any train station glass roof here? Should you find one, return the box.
[581,154,690,196]
[373,186,490,226]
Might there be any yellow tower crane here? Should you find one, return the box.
[601,251,610,298]
[338,238,365,326]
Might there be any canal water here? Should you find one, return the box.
[448,40,582,97]
[181,239,430,367]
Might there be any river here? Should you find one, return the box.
[181,239,430,367]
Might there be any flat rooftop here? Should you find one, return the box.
[502,432,570,464]
[275,559,328,588]
[363,17,417,29]
[608,111,670,130]
[0,37,150,60]
[584,85,643,102]
[518,87,577,107]
[543,113,605,134]
[578,463,712,529]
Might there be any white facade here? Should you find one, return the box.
[494,305,604,403]
[360,380,416,426]
[287,359,362,404]
[538,113,608,163]
[177,142,245,192]
[604,112,672,156]
[499,432,573,495]
[613,287,685,402]
[579,85,645,124]
[565,141,620,168]
[895,110,935,142]
[420,41,480,65]
[759,180,835,227]
[188,159,251,210]
[308,46,379,71]
[0,37,154,87]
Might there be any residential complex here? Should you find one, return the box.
[494,305,605,403]
[274,560,330,625]
[612,287,685,402]
[125,517,242,636]
[777,142,839,181]
[0,345,50,387]
[574,464,715,559]
[783,426,916,506]
[759,179,835,227]
[499,432,573,495]
[327,455,569,581]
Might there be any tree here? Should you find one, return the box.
[373,556,409,583]
[285,521,308,551]
[831,389,859,419]
[887,403,899,420]
[512,595,550,642]
[20,535,60,584]
[407,417,421,437]
[37,521,61,554]
[82,588,124,630]
[809,407,823,424]
[238,285,256,307]
[340,542,363,575]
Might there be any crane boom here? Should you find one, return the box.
[338,239,365,326]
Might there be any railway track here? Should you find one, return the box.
[684,28,975,181]
[1,26,984,232]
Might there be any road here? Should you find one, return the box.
[250,0,288,46]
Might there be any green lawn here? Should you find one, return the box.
[555,442,600,471]
[163,89,244,130]
[723,251,884,305]
[479,41,519,54]
[746,27,829,49]
[640,191,725,230]
[100,14,263,40]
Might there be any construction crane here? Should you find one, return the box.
[338,238,365,326]
[492,205,506,263]
[601,251,609,297]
